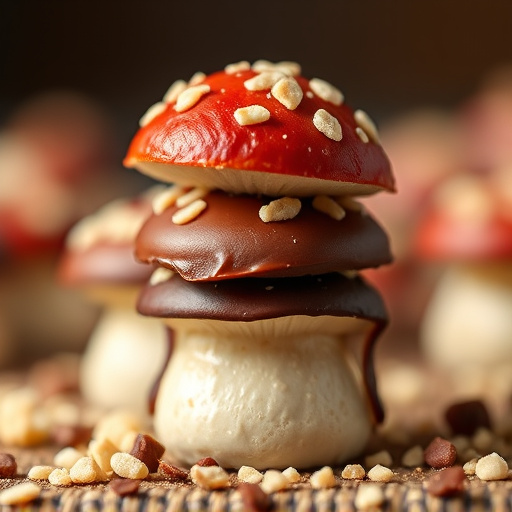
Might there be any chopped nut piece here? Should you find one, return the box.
[130,433,165,473]
[0,453,17,477]
[149,267,174,286]
[152,185,187,214]
[188,71,206,85]
[238,465,264,484]
[175,84,210,113]
[402,445,424,467]
[341,464,365,480]
[190,464,229,489]
[234,105,271,125]
[110,478,141,496]
[354,109,380,144]
[336,196,364,213]
[159,461,189,480]
[312,195,346,220]
[260,469,289,493]
[92,410,143,450]
[424,437,457,469]
[259,197,301,222]
[225,61,251,74]
[163,80,188,104]
[0,482,41,505]
[282,467,300,483]
[54,446,83,470]
[310,466,336,489]
[195,457,219,467]
[139,102,167,127]
[238,482,273,512]
[171,199,208,225]
[309,78,344,106]
[425,466,467,497]
[354,483,385,510]
[70,456,108,484]
[356,126,370,143]
[89,437,119,475]
[271,77,303,110]
[48,467,72,486]
[111,453,149,480]
[463,458,478,476]
[244,71,285,91]
[28,465,54,481]
[176,187,210,208]
[365,450,393,469]
[475,452,509,480]
[367,464,394,482]
[313,109,342,141]
[252,60,301,76]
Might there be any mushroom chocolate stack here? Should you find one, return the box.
[124,60,395,469]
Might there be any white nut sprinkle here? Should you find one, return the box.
[238,465,263,484]
[401,445,424,467]
[28,465,55,481]
[48,467,72,486]
[149,267,175,286]
[190,464,230,490]
[312,195,346,220]
[475,452,509,481]
[310,466,336,489]
[244,71,285,91]
[225,61,251,74]
[365,450,393,469]
[152,185,187,215]
[163,80,188,103]
[70,456,108,484]
[252,60,301,76]
[282,467,301,483]
[355,483,385,510]
[88,437,118,475]
[336,196,365,213]
[234,105,270,125]
[260,469,289,493]
[463,458,478,476]
[313,109,342,141]
[53,446,84,470]
[171,198,207,225]
[354,109,380,144]
[92,410,143,450]
[139,102,167,127]
[175,186,209,208]
[309,78,344,106]
[356,126,370,143]
[341,464,366,480]
[110,452,149,480]
[259,197,301,222]
[188,71,206,85]
[0,482,41,505]
[175,84,210,113]
[367,464,394,483]
[271,77,303,110]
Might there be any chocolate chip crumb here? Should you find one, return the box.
[158,461,189,480]
[195,457,219,467]
[109,478,141,496]
[425,466,467,497]
[238,483,273,512]
[130,433,165,473]
[424,437,457,469]
[445,400,492,436]
[0,454,17,478]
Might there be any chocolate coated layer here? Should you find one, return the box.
[136,192,392,281]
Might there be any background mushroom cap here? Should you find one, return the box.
[124,65,395,197]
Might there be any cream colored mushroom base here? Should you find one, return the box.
[421,265,512,372]
[154,328,372,470]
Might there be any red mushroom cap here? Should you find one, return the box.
[124,62,395,197]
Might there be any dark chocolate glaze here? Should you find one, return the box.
[58,244,155,286]
[138,271,387,422]
[135,192,392,281]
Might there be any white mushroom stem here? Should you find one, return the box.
[153,330,372,470]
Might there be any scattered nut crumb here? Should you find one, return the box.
[244,71,286,91]
[312,195,346,220]
[27,465,54,481]
[271,77,303,110]
[70,456,108,484]
[225,61,251,74]
[188,71,206,86]
[163,80,188,104]
[48,467,73,486]
[309,78,344,106]
[354,109,380,144]
[356,126,370,143]
[475,452,509,481]
[234,105,271,125]
[190,464,230,490]
[152,185,187,214]
[139,102,167,127]
[175,187,209,208]
[463,458,478,476]
[92,410,143,450]
[282,467,301,483]
[341,464,365,480]
[110,452,149,480]
[54,446,83,470]
[365,450,393,469]
[310,466,336,489]
[174,84,210,113]
[313,109,342,141]
[260,470,289,493]
[238,465,264,484]
[149,267,174,286]
[367,464,394,483]
[0,482,41,505]
[259,197,301,222]
[171,198,207,225]
[252,60,301,76]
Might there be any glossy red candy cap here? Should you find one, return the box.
[124,60,395,197]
